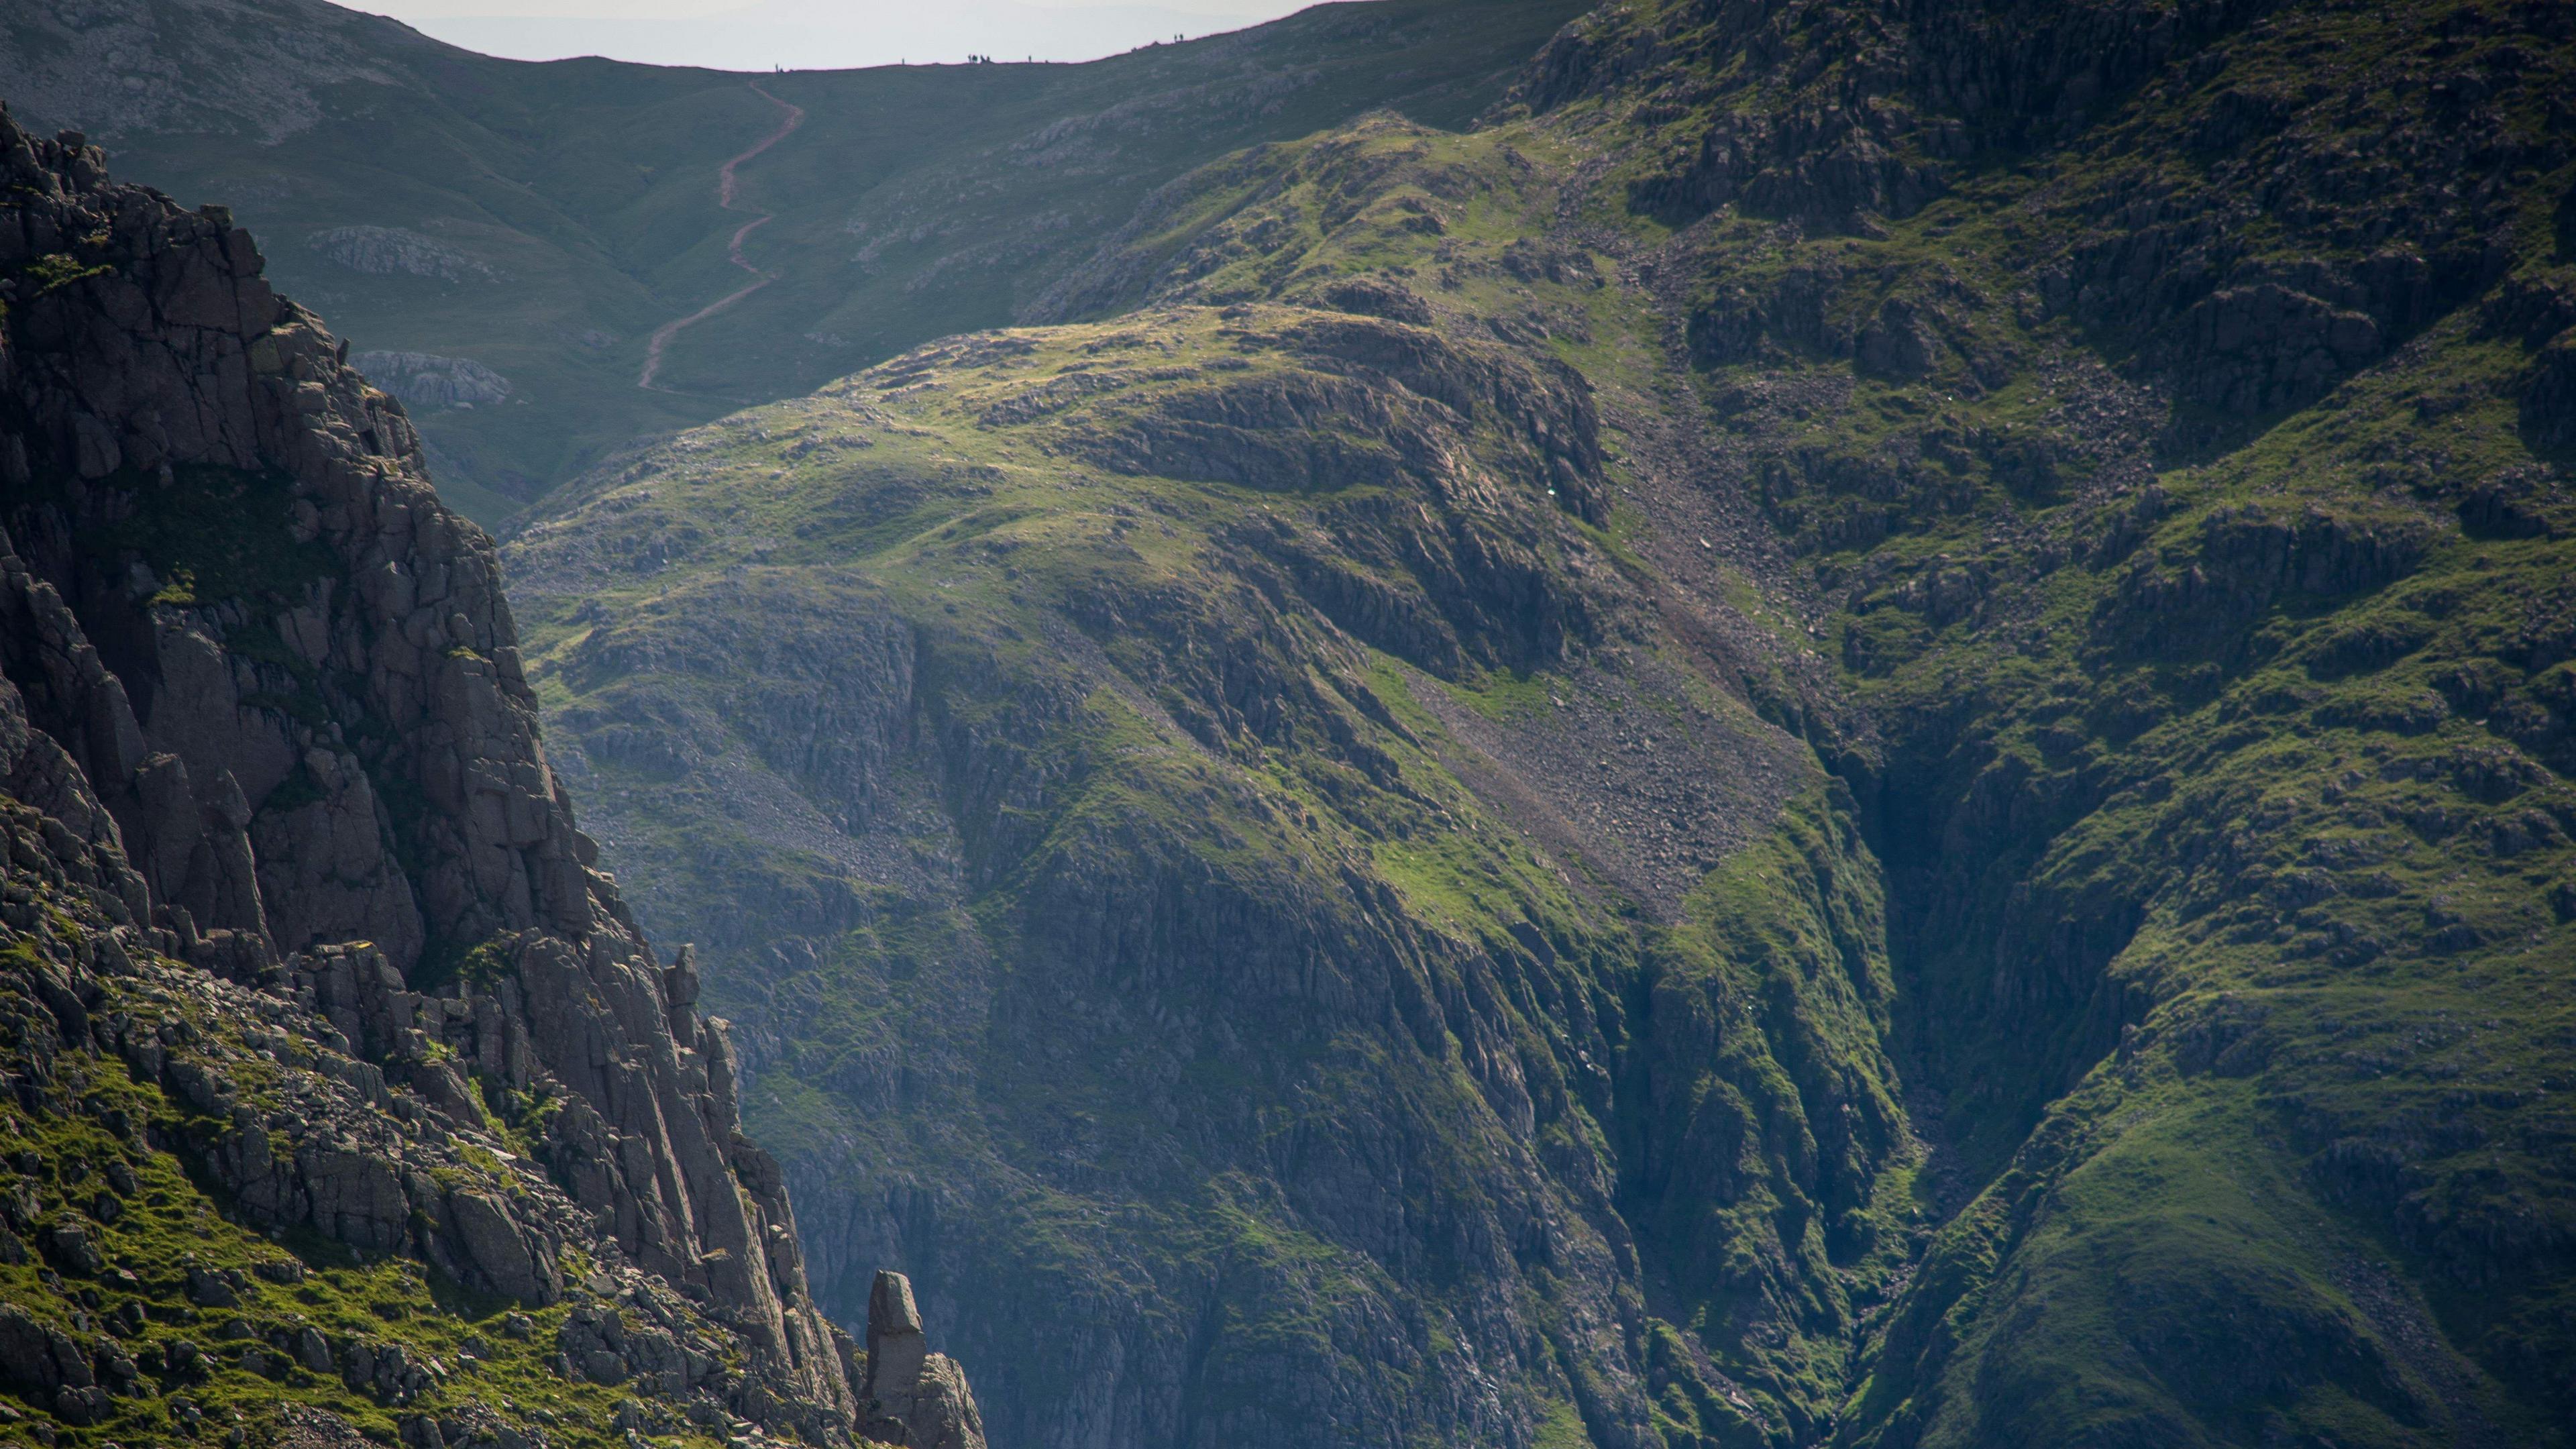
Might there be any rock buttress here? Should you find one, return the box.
[0,99,904,1443]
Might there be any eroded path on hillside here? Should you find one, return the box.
[639,81,804,391]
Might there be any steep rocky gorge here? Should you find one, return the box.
[0,104,981,1449]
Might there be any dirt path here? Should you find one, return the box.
[638,82,805,392]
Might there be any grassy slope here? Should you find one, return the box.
[506,0,2576,1444]
[73,0,1590,521]
[0,854,735,1449]
[506,292,1919,1447]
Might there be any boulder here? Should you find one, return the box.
[39,1224,102,1276]
[0,1303,90,1395]
[52,1385,109,1424]
[437,1189,557,1304]
[186,1265,241,1308]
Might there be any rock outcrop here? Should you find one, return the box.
[0,99,977,1446]
[857,1273,985,1449]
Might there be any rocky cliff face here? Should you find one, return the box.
[0,102,959,1449]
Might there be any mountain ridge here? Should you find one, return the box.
[504,0,2576,1445]
[0,0,1593,518]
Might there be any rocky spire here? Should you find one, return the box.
[859,1271,986,1449]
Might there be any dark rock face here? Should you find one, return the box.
[0,101,918,1444]
[0,1303,95,1409]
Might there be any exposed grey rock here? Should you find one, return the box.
[311,228,502,283]
[0,99,943,1445]
[185,1265,240,1309]
[38,1224,101,1277]
[50,1385,109,1426]
[860,1271,984,1449]
[1854,296,1941,380]
[352,351,514,408]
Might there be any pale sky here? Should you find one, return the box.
[360,0,1324,71]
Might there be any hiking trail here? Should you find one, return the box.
[639,81,804,391]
